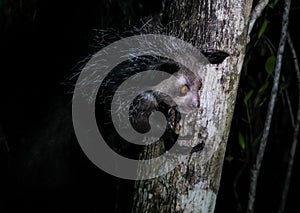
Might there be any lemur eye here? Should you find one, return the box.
[180,85,189,96]
[198,81,202,90]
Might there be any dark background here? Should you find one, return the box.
[0,0,300,212]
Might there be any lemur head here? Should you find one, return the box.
[172,68,201,114]
[153,67,202,114]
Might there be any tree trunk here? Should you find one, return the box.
[132,0,253,212]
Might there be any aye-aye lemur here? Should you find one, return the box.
[95,57,205,159]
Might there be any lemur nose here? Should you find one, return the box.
[191,96,200,108]
[191,101,199,108]
[194,102,200,108]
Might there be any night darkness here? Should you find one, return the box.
[1,0,300,212]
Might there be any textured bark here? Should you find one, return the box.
[132,0,253,212]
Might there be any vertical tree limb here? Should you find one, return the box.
[247,0,291,212]
[278,32,300,213]
[132,0,253,212]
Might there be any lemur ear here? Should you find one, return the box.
[201,49,229,64]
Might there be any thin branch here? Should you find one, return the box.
[278,31,300,213]
[246,0,291,212]
[247,0,269,43]
[233,162,247,213]
[282,75,295,127]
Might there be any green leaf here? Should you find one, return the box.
[268,0,280,9]
[258,81,269,95]
[225,156,234,163]
[258,19,269,40]
[280,82,289,90]
[244,90,253,105]
[238,132,246,150]
[265,55,276,75]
